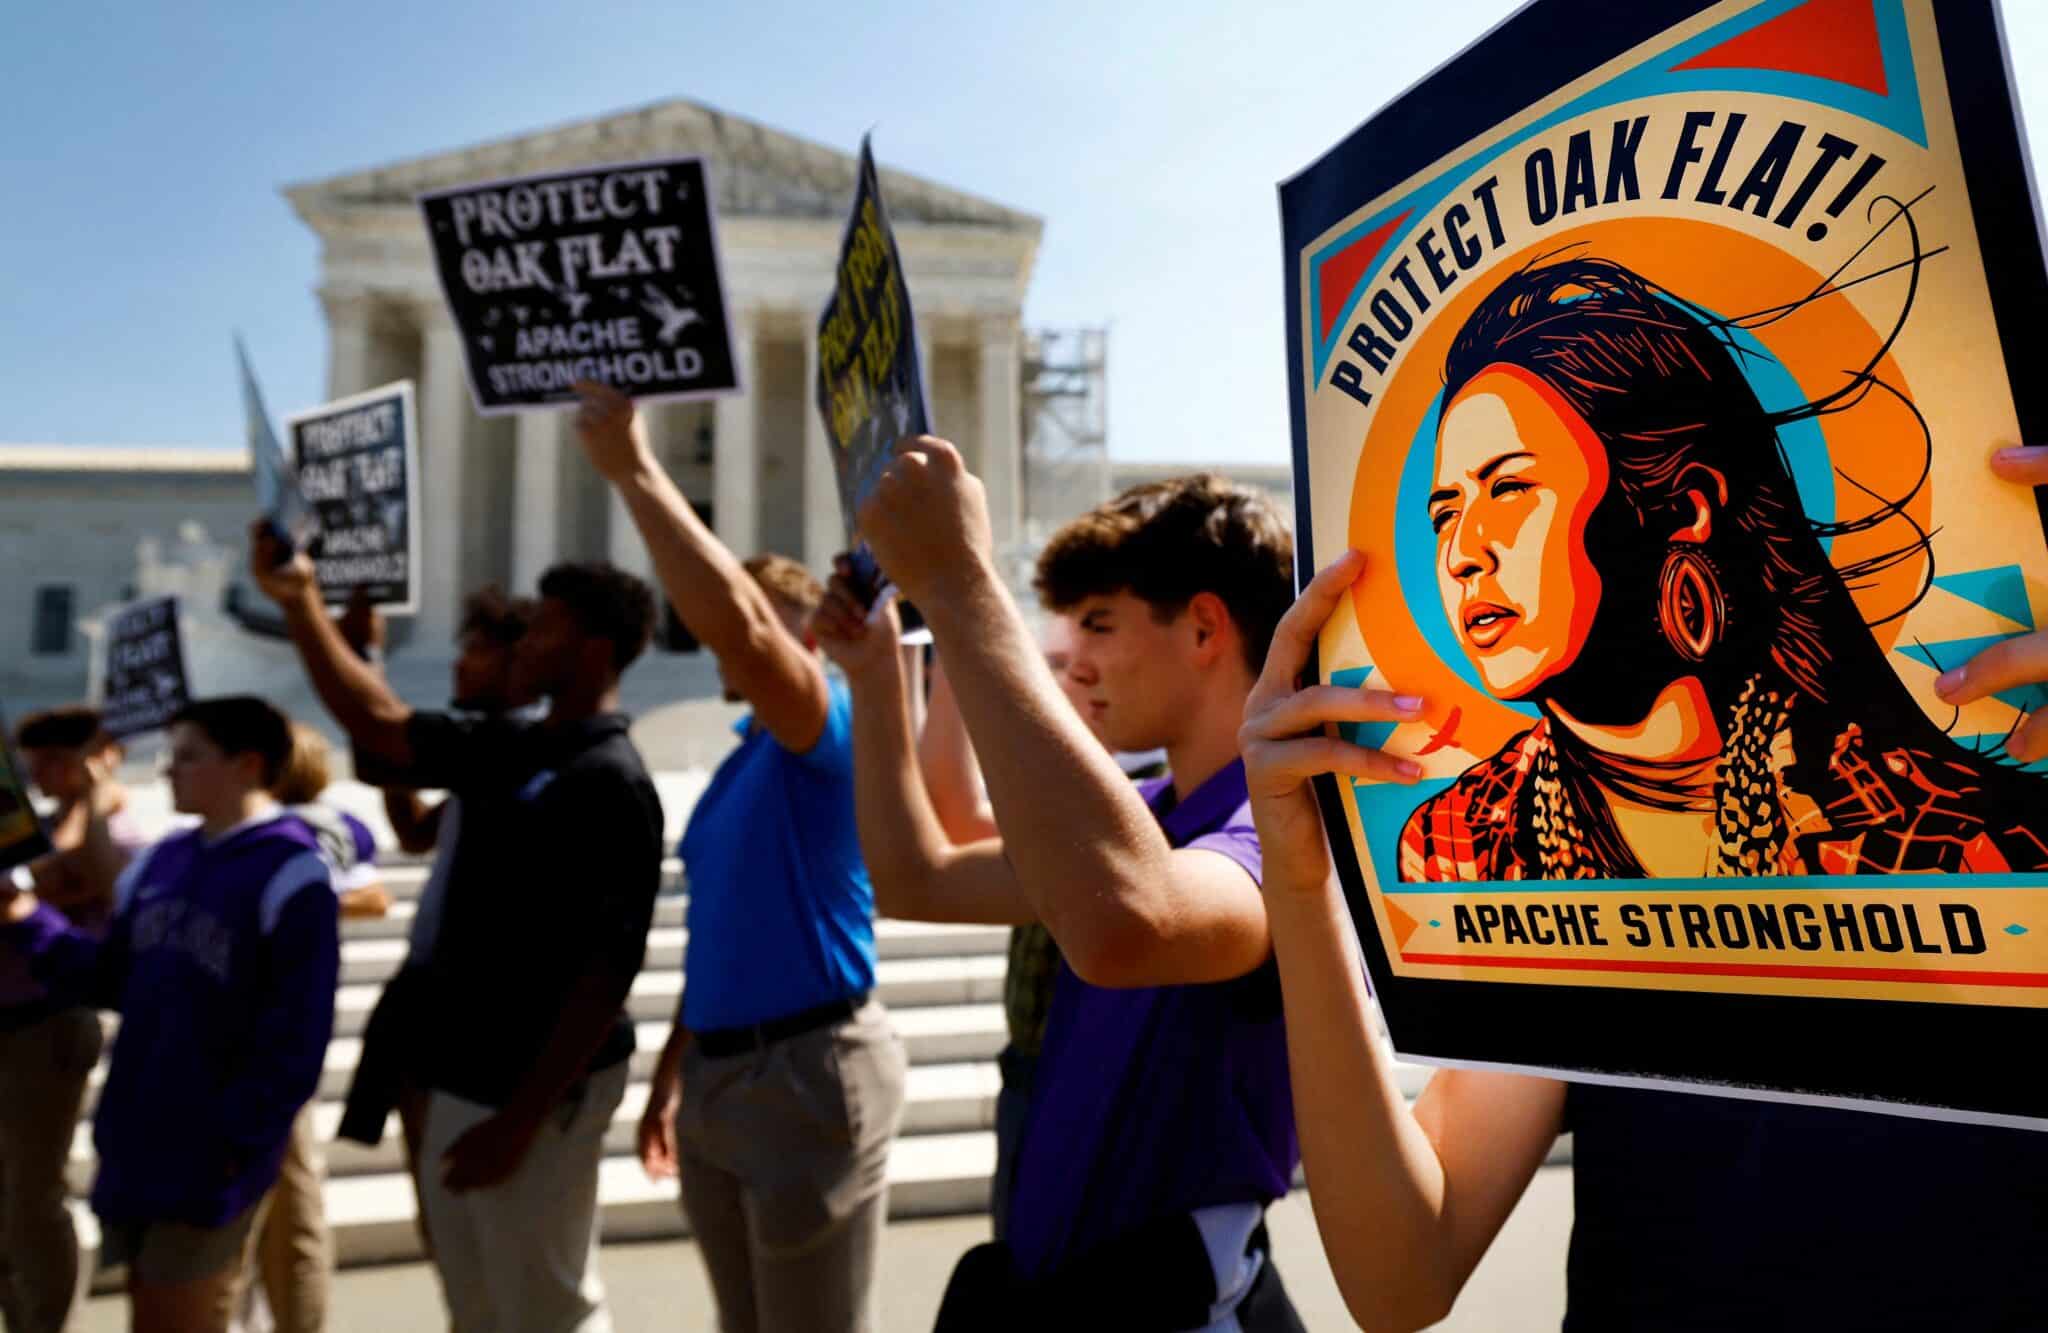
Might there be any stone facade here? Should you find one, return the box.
[0,447,253,706]
[287,98,1044,647]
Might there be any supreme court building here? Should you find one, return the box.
[290,98,1043,647]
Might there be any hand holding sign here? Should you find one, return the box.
[569,380,652,483]
[811,557,906,683]
[1933,446,2048,762]
[857,436,993,610]
[250,521,320,611]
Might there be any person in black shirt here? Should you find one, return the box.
[252,528,664,1333]
[1234,444,2048,1333]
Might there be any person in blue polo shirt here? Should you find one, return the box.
[571,381,906,1333]
[814,452,1305,1331]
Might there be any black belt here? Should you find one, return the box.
[692,993,867,1059]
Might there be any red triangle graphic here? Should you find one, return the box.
[1317,210,1412,342]
[1383,896,1424,954]
[1674,0,1888,97]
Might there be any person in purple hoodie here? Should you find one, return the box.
[815,453,1305,1332]
[0,696,338,1333]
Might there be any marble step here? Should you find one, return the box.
[326,954,1007,1040]
[337,917,1012,982]
[368,857,684,902]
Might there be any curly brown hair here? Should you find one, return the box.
[744,553,825,616]
[1034,474,1294,674]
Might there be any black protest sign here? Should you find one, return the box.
[100,597,190,740]
[0,708,52,872]
[287,382,420,612]
[816,135,930,551]
[419,158,742,413]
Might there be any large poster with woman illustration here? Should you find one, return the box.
[1283,0,2048,1123]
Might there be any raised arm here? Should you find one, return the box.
[570,382,828,751]
[1240,550,1565,1331]
[813,583,1033,926]
[917,655,998,844]
[250,524,414,768]
[858,438,1265,987]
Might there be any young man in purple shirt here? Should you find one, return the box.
[814,453,1304,1330]
[0,696,338,1333]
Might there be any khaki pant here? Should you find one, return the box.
[0,1007,102,1333]
[232,1104,332,1333]
[677,1000,908,1333]
[419,1061,627,1333]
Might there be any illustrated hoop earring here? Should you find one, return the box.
[1658,547,1725,662]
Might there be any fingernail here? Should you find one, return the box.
[1936,667,1965,696]
[1996,445,2044,460]
[1394,695,1425,714]
[1397,759,1423,779]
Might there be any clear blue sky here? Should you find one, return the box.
[6,1,2048,466]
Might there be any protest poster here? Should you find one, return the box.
[0,709,52,873]
[99,597,191,740]
[286,381,420,612]
[419,157,742,413]
[1281,0,2048,1125]
[816,135,932,563]
[240,337,317,553]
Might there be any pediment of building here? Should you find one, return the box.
[285,98,1041,236]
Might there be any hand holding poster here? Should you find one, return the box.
[1282,0,2048,1125]
[0,709,52,873]
[239,338,317,553]
[286,382,420,612]
[419,158,741,412]
[99,597,191,740]
[816,135,932,595]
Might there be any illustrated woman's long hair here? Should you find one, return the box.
[1438,229,2040,870]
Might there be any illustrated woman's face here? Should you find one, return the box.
[1430,366,1611,700]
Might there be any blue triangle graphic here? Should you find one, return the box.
[1329,667,1399,751]
[1932,565,2034,631]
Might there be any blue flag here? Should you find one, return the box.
[237,336,315,549]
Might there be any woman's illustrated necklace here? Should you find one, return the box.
[1529,676,1795,878]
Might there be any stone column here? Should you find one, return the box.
[320,288,375,399]
[979,316,1023,554]
[417,314,471,646]
[512,411,562,593]
[607,486,654,580]
[713,308,759,558]
[802,319,843,573]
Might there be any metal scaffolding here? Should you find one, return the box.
[1018,326,1111,552]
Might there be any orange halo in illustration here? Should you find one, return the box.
[1346,217,1931,763]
